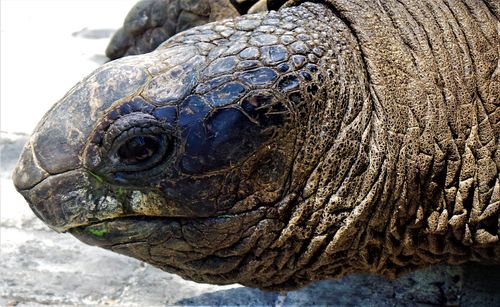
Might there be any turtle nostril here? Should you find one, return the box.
[12,141,49,191]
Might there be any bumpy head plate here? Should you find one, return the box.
[13,3,366,289]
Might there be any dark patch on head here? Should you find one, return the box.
[178,95,211,128]
[307,84,318,94]
[181,108,266,174]
[288,92,302,104]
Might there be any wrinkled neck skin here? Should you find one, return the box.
[15,1,499,291]
[289,0,500,281]
[296,0,500,277]
[310,0,499,275]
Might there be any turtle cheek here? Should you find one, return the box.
[160,175,227,216]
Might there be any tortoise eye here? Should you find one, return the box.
[117,135,161,164]
[85,110,175,184]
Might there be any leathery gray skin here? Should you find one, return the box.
[13,1,499,290]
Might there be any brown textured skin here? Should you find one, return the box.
[310,0,500,271]
[13,0,499,291]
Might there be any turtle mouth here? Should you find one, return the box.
[69,216,209,278]
[14,167,199,233]
[69,209,265,283]
[69,210,269,282]
[69,212,240,242]
[69,216,182,247]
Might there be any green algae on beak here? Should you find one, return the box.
[85,225,108,237]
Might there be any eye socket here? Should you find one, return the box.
[117,135,161,165]
[107,128,173,183]
[111,128,171,172]
[85,111,175,184]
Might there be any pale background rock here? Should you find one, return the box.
[0,1,499,306]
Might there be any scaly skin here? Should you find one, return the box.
[106,0,290,59]
[106,0,239,59]
[13,1,499,290]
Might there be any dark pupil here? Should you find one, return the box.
[118,136,159,164]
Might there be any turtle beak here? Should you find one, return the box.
[11,87,101,232]
[12,106,88,192]
[12,56,151,231]
[13,126,130,233]
[11,109,120,233]
[12,133,105,233]
[13,167,105,233]
[12,140,50,191]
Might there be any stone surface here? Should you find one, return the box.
[1,1,499,306]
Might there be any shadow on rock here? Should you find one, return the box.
[460,263,500,306]
[176,286,278,306]
[176,265,476,306]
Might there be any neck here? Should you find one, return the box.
[270,2,385,283]
[315,0,500,270]
[274,0,499,283]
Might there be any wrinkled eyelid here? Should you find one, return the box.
[107,126,164,158]
[100,113,161,151]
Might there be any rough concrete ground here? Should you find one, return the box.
[1,1,499,306]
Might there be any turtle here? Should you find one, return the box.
[12,0,499,290]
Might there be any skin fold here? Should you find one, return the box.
[12,0,499,290]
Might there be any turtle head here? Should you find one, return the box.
[13,38,298,226]
[13,3,357,289]
[12,43,301,287]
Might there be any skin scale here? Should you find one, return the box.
[12,0,499,290]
